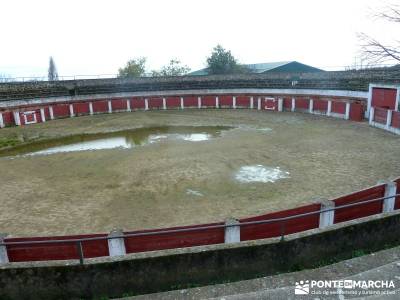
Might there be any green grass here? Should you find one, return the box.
[0,137,21,149]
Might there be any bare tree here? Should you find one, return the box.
[359,4,400,65]
[48,56,59,81]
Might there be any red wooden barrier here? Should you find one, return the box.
[395,178,400,210]
[392,111,400,129]
[124,222,224,253]
[52,103,70,118]
[283,97,292,110]
[166,96,181,108]
[6,233,108,262]
[183,96,197,107]
[239,204,321,241]
[313,99,328,112]
[202,96,216,107]
[219,95,233,107]
[331,101,346,114]
[19,109,43,125]
[1,111,14,125]
[130,98,146,109]
[373,107,388,124]
[92,100,108,113]
[333,184,385,224]
[295,98,309,110]
[73,102,90,116]
[148,97,163,109]
[372,88,397,110]
[349,102,364,122]
[111,99,127,111]
[236,96,250,107]
[263,98,277,111]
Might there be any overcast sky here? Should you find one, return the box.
[0,0,397,78]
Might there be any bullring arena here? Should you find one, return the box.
[0,72,400,298]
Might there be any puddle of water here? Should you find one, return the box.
[148,133,211,144]
[186,189,204,197]
[0,126,232,157]
[235,165,290,183]
[26,137,131,156]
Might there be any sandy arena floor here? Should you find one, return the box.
[0,109,399,237]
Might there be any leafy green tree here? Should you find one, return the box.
[206,45,248,75]
[151,59,190,77]
[118,57,147,78]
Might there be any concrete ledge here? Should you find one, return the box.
[1,210,400,299]
[0,88,368,108]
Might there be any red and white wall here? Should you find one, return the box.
[368,84,400,135]
[0,88,369,129]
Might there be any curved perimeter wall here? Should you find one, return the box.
[0,86,399,265]
[0,88,368,127]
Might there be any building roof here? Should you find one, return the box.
[188,61,323,75]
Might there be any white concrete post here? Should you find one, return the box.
[250,96,254,109]
[369,107,375,125]
[69,104,75,117]
[162,97,167,110]
[108,100,112,113]
[382,181,397,213]
[233,96,236,109]
[367,84,373,118]
[224,218,240,244]
[0,113,4,128]
[257,97,261,110]
[180,97,184,109]
[13,112,21,126]
[49,106,54,120]
[89,102,94,115]
[291,97,296,112]
[144,98,149,111]
[40,108,46,122]
[319,200,335,228]
[345,102,350,120]
[396,87,400,111]
[309,99,314,114]
[197,96,201,109]
[386,110,393,129]
[216,96,219,108]
[327,100,332,117]
[278,98,283,112]
[126,99,131,112]
[0,233,9,265]
[107,229,126,257]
